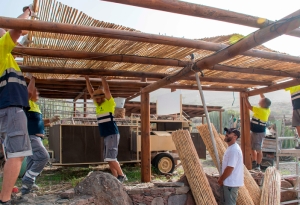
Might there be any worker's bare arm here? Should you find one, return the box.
[8,9,31,43]
[101,77,112,100]
[85,76,94,97]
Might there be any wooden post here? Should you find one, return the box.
[171,88,176,92]
[219,111,223,134]
[240,92,252,169]
[202,116,204,124]
[84,92,87,117]
[141,92,151,182]
[73,102,76,117]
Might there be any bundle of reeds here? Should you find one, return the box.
[197,124,261,205]
[260,166,281,205]
[172,130,218,205]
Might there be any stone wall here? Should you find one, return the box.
[125,182,191,205]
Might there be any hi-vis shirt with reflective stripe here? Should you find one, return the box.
[0,32,29,109]
[95,98,119,137]
[285,85,300,110]
[251,106,270,133]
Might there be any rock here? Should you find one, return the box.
[151,197,164,205]
[175,186,190,194]
[60,188,75,199]
[126,188,145,195]
[154,182,184,187]
[168,195,187,205]
[56,199,70,204]
[74,171,132,205]
[178,174,223,205]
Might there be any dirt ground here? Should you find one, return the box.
[0,150,294,204]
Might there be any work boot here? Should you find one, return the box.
[117,175,128,183]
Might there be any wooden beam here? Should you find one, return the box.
[1,17,300,64]
[141,92,151,182]
[142,10,300,93]
[21,65,273,85]
[33,78,247,92]
[212,64,300,78]
[74,88,87,102]
[248,79,300,96]
[103,0,300,38]
[126,92,141,101]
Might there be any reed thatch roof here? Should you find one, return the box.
[18,0,299,100]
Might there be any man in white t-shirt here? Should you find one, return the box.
[218,128,244,205]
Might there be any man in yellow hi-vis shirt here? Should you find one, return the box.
[85,76,127,183]
[285,85,300,135]
[0,5,37,204]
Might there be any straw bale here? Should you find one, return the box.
[172,130,217,205]
[197,124,261,205]
[260,166,281,205]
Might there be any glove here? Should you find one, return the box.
[19,34,32,47]
[50,115,60,123]
[23,4,39,19]
[24,72,33,79]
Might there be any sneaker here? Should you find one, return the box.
[252,161,257,169]
[32,184,39,191]
[0,200,11,205]
[254,166,261,171]
[117,175,128,183]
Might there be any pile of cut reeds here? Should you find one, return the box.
[172,130,217,205]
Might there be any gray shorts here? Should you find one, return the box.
[251,132,265,151]
[292,109,300,127]
[103,134,119,162]
[0,107,32,159]
[223,186,239,205]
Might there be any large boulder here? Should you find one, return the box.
[74,171,132,205]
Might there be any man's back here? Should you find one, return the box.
[0,32,28,109]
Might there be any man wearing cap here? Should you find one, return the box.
[0,5,37,204]
[85,76,126,183]
[218,128,244,205]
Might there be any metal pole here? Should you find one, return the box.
[195,72,221,172]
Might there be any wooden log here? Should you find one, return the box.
[142,10,300,93]
[1,17,300,64]
[83,92,87,117]
[248,79,300,96]
[140,92,151,182]
[242,95,252,170]
[20,65,272,86]
[102,0,300,38]
[240,93,246,163]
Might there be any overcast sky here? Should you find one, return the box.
[0,0,297,105]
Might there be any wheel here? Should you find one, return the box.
[154,153,175,174]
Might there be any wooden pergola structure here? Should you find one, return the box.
[2,0,300,182]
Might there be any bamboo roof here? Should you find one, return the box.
[20,0,299,99]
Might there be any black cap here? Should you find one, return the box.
[224,127,240,138]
